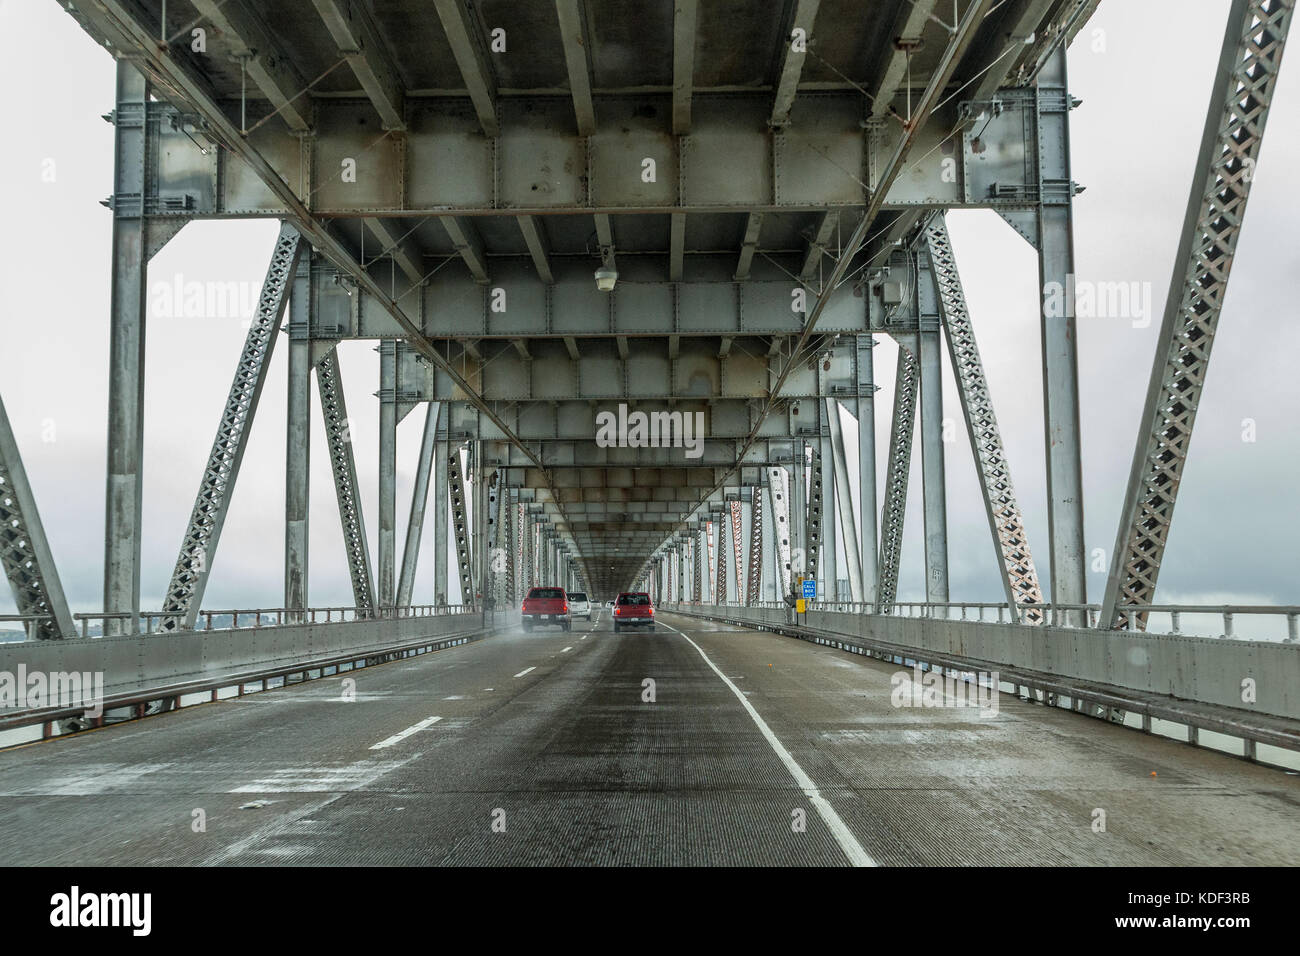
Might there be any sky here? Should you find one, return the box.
[0,1,1297,633]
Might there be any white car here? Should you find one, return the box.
[568,591,592,620]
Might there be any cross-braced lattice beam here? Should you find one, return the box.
[317,350,375,611]
[160,224,302,630]
[746,486,763,604]
[877,340,919,611]
[730,499,744,601]
[1102,0,1293,630]
[714,517,727,603]
[448,443,473,604]
[924,214,1045,622]
[805,443,823,592]
[0,395,75,640]
[768,466,793,601]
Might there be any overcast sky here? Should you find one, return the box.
[1,1,1296,629]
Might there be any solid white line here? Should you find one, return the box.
[561,646,572,653]
[514,666,536,678]
[370,716,442,751]
[660,623,876,867]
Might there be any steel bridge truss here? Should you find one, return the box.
[159,223,303,631]
[1102,0,1294,630]
[923,214,1046,622]
[877,341,919,611]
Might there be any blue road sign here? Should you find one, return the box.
[802,579,816,599]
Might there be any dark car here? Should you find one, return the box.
[612,592,655,632]
[521,586,571,632]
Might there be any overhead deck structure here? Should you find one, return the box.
[48,0,1104,605]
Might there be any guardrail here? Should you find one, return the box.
[661,602,1300,764]
[0,609,516,744]
[671,600,1300,642]
[0,604,473,640]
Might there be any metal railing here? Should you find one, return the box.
[0,604,473,640]
[664,600,1300,643]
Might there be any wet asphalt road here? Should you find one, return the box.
[0,611,1295,865]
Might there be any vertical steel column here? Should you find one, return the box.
[160,224,303,631]
[790,444,805,581]
[1101,0,1293,630]
[878,340,919,611]
[818,426,836,600]
[433,435,449,605]
[0,396,76,640]
[768,465,793,602]
[826,398,864,602]
[917,320,950,604]
[285,248,312,619]
[397,401,441,607]
[855,336,879,603]
[761,478,776,601]
[448,442,472,604]
[377,342,396,607]
[1036,47,1087,620]
[104,63,151,636]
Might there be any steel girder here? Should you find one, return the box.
[877,339,920,611]
[768,465,794,603]
[692,532,702,604]
[924,214,1045,621]
[316,350,376,611]
[746,486,764,605]
[0,396,75,640]
[710,518,723,603]
[397,401,441,607]
[804,443,824,594]
[825,398,864,603]
[160,224,303,631]
[1102,0,1294,631]
[433,437,449,604]
[378,342,398,607]
[285,251,313,615]
[729,499,744,602]
[448,442,473,605]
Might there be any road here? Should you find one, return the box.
[0,612,1295,865]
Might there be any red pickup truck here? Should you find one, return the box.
[522,586,571,632]
[612,592,655,633]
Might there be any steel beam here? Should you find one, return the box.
[285,250,312,617]
[918,321,949,603]
[378,342,397,607]
[104,63,150,637]
[555,0,597,135]
[768,465,793,602]
[158,235,303,631]
[877,339,919,611]
[434,435,449,604]
[672,0,699,134]
[826,398,863,602]
[1102,0,1293,630]
[1035,48,1087,620]
[855,335,879,603]
[924,214,1045,621]
[770,0,822,127]
[432,0,499,136]
[311,0,406,129]
[316,350,376,610]
[0,395,75,640]
[398,401,441,607]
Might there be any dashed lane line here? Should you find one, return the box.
[370,716,442,751]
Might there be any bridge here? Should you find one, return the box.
[1,0,1297,867]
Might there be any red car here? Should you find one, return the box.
[522,586,571,632]
[612,592,655,633]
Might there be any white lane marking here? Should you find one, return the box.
[561,646,572,653]
[369,715,442,751]
[514,666,536,678]
[659,622,876,868]
[581,635,588,640]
